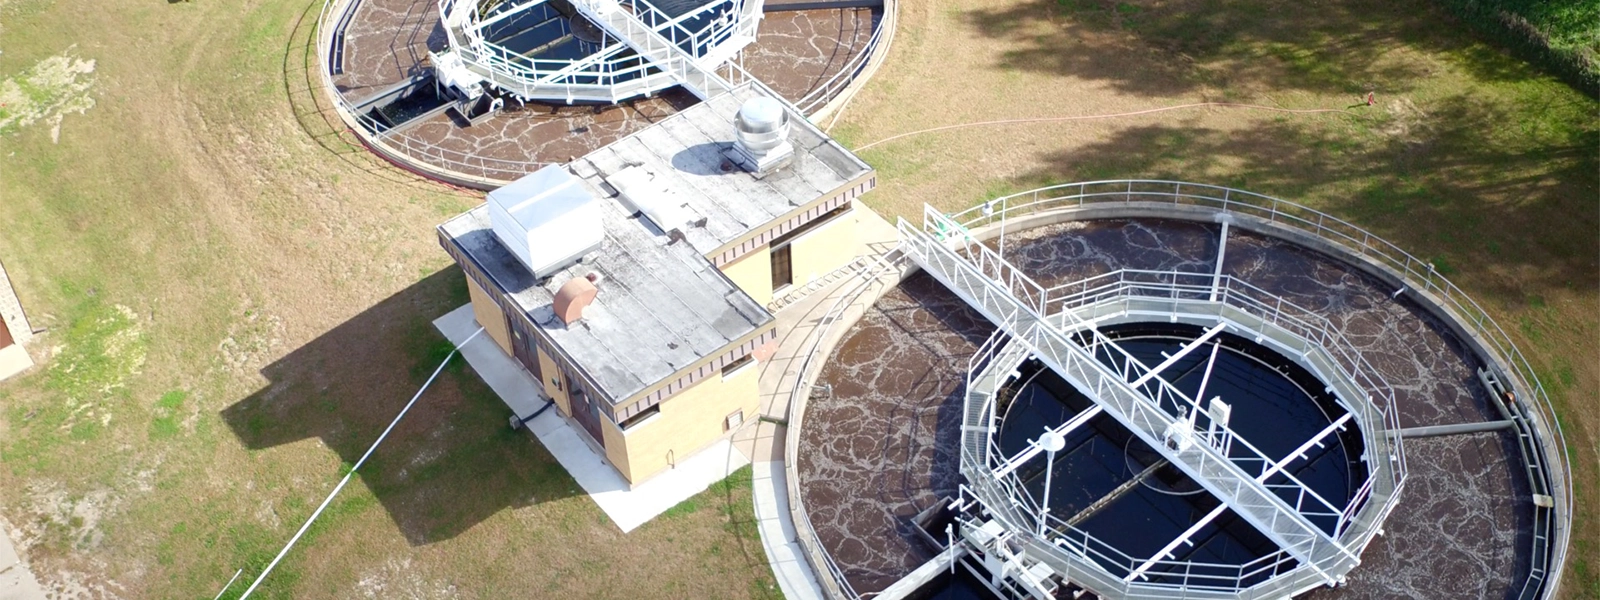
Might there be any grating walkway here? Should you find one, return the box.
[899,216,1359,589]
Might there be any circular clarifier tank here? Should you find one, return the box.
[995,322,1367,585]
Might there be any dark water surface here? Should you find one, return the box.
[797,219,1529,598]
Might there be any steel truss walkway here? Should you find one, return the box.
[440,0,757,103]
[897,205,1401,598]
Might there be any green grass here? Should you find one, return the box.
[2,288,147,473]
[1433,0,1598,95]
[148,390,186,441]
[662,498,701,518]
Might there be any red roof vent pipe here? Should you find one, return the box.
[554,276,598,325]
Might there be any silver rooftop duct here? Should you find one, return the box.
[729,96,794,178]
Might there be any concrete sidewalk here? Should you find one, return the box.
[434,305,750,533]
[742,205,904,600]
[0,526,45,600]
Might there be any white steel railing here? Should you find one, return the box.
[315,0,554,184]
[921,207,1405,521]
[1039,269,1406,542]
[782,252,905,600]
[948,180,1570,600]
[566,0,737,98]
[898,216,1386,595]
[958,336,1319,599]
[316,0,884,185]
[792,0,897,115]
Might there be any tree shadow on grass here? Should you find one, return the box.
[1005,92,1599,301]
[222,268,580,546]
[959,0,1562,97]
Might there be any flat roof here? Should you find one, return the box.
[569,84,873,258]
[443,198,772,404]
[440,83,869,405]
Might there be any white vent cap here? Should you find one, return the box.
[736,97,787,134]
[732,96,794,176]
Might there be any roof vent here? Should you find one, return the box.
[553,276,598,325]
[487,165,604,280]
[729,96,794,177]
[606,165,695,235]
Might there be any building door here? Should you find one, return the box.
[509,312,541,382]
[771,244,793,290]
[0,316,11,349]
[568,380,606,448]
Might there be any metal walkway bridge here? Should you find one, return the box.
[896,205,1404,599]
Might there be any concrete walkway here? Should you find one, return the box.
[434,305,751,533]
[743,206,904,600]
[0,259,35,384]
[0,346,31,384]
[0,526,45,600]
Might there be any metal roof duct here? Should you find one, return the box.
[487,165,604,280]
[729,96,794,177]
[605,165,697,236]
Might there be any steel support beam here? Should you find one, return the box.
[1127,505,1229,582]
[1127,414,1354,582]
[1210,219,1231,302]
[993,405,1105,479]
[1130,322,1228,388]
[901,213,1362,583]
[1261,413,1354,482]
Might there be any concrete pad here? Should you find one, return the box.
[0,345,32,384]
[435,304,750,533]
[0,526,45,600]
[749,420,785,463]
[752,462,823,600]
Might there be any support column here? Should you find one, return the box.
[1210,218,1231,302]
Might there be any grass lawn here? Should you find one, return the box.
[0,0,779,597]
[0,0,1593,597]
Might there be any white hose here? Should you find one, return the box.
[238,327,486,598]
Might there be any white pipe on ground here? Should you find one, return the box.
[239,327,486,599]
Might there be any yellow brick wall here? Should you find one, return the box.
[600,411,634,480]
[466,275,513,355]
[537,347,571,418]
[718,245,773,306]
[787,208,859,288]
[601,359,760,484]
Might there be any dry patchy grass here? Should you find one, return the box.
[0,0,776,597]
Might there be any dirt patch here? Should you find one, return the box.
[0,47,95,142]
[352,557,456,599]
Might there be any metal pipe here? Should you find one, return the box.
[1391,420,1514,438]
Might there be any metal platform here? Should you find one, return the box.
[896,204,1405,599]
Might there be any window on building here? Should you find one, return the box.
[771,244,792,290]
[619,403,661,431]
[722,354,755,379]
